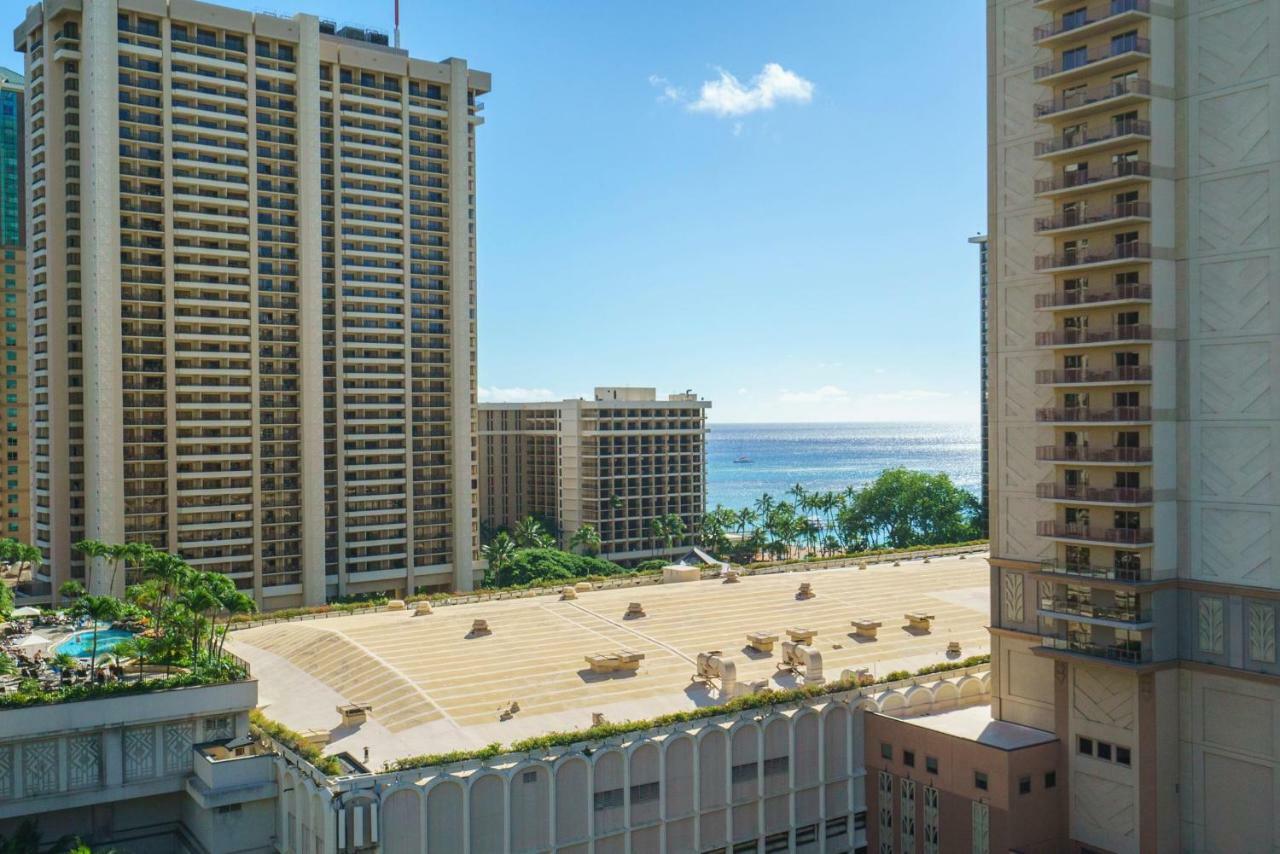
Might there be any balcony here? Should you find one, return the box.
[1035,405,1151,423]
[1039,559,1150,583]
[1034,0,1150,43]
[1034,160,1151,196]
[1034,365,1152,384]
[1038,635,1151,664]
[1039,597,1152,625]
[1035,324,1152,346]
[1035,77,1150,119]
[1036,445,1153,464]
[1035,118,1151,158]
[1035,282,1151,308]
[1035,202,1151,234]
[1036,521,1153,544]
[1035,38,1151,82]
[1036,483,1153,503]
[1035,241,1152,271]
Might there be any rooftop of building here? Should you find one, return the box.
[878,702,1056,751]
[227,552,991,767]
[0,67,21,87]
[479,386,709,412]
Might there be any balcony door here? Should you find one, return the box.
[1111,70,1139,96]
[1114,510,1140,530]
[1063,277,1088,305]
[1110,30,1140,56]
[1064,353,1086,382]
[1062,122,1087,149]
[1064,160,1089,188]
[1112,109,1139,137]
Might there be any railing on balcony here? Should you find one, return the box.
[1036,405,1151,423]
[1035,365,1152,384]
[1040,559,1150,582]
[1036,445,1153,463]
[1040,598,1152,623]
[1035,77,1151,118]
[1035,202,1151,232]
[1036,241,1152,270]
[1035,282,1151,308]
[1036,483,1153,503]
[1034,0,1151,41]
[1035,37,1151,79]
[1036,521,1154,544]
[1035,160,1151,194]
[1035,118,1151,156]
[1040,635,1151,663]
[1035,324,1152,346]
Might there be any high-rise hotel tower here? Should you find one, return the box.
[13,0,489,608]
[986,0,1280,850]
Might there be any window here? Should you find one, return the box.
[1097,741,1113,761]
[854,810,867,831]
[903,750,915,768]
[881,742,893,760]
[1018,775,1031,795]
[795,824,818,845]
[1116,746,1132,767]
[825,816,848,839]
[1079,736,1094,756]
[731,762,758,784]
[630,781,659,804]
[732,842,758,854]
[974,771,988,791]
[926,756,938,774]
[1061,45,1089,71]
[764,832,790,854]
[763,756,788,777]
[521,770,537,783]
[1045,771,1057,789]
[593,788,624,811]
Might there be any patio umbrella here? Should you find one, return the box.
[10,606,42,618]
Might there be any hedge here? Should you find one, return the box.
[251,709,343,776]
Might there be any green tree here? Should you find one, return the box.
[482,531,517,581]
[513,517,554,549]
[58,579,86,603]
[76,596,122,672]
[568,524,602,556]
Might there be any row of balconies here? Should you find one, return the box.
[1036,324,1150,346]
[1035,282,1150,308]
[1035,483,1152,503]
[1035,365,1151,384]
[1036,520,1152,544]
[1036,405,1150,423]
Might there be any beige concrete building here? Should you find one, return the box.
[13,0,489,608]
[914,1,1280,851]
[480,387,709,563]
[0,68,30,553]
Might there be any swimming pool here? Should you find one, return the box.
[52,628,135,660]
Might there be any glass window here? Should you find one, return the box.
[1079,736,1094,756]
[974,771,988,791]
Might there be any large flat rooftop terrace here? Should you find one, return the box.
[227,553,990,766]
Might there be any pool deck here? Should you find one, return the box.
[227,552,992,767]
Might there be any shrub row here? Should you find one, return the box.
[0,666,244,710]
[250,709,343,776]
[380,655,991,773]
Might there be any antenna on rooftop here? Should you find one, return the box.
[393,0,400,48]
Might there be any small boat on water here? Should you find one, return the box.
[733,455,752,464]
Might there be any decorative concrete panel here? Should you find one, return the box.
[1197,341,1271,416]
[995,2,1044,74]
[1196,3,1271,90]
[1002,571,1024,624]
[1199,506,1273,583]
[1197,86,1270,171]
[972,801,990,854]
[998,351,1042,418]
[67,734,101,790]
[998,211,1043,280]
[998,73,1037,142]
[1196,255,1272,336]
[0,745,11,800]
[1199,426,1272,500]
[1249,602,1277,663]
[999,493,1048,561]
[1073,771,1135,842]
[123,726,155,782]
[164,721,195,775]
[1072,669,1135,730]
[1199,597,1226,655]
[1203,752,1275,852]
[22,739,57,797]
[1000,423,1048,491]
[1197,172,1270,253]
[1204,687,1276,759]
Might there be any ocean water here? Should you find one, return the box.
[706,422,981,512]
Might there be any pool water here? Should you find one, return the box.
[52,628,136,660]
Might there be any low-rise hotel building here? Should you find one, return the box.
[479,387,709,563]
[12,0,489,608]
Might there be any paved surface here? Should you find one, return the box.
[228,553,991,766]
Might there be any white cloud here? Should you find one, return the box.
[478,385,555,403]
[647,74,684,104]
[816,360,844,369]
[737,387,750,396]
[778,385,850,404]
[689,63,814,118]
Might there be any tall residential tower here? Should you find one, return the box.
[14,0,489,608]
[0,68,29,555]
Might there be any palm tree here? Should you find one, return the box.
[754,493,775,520]
[481,532,516,579]
[73,539,110,595]
[58,579,86,603]
[109,636,146,681]
[568,525,601,556]
[78,596,122,675]
[513,517,553,549]
[735,507,757,538]
[214,590,256,659]
[649,516,667,554]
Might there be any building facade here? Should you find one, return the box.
[0,68,29,558]
[13,0,489,608]
[480,387,709,563]
[981,1,1280,852]
[971,233,990,536]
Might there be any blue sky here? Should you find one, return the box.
[2,2,987,423]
